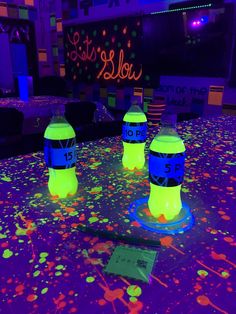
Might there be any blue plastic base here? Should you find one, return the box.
[129,197,194,235]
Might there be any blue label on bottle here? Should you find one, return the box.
[122,122,147,143]
[44,138,77,169]
[149,151,185,187]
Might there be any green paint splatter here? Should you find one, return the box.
[41,287,48,294]
[33,270,40,277]
[221,271,230,278]
[0,233,7,239]
[102,218,109,223]
[197,270,208,277]
[86,276,95,283]
[55,271,62,276]
[55,265,64,270]
[127,285,142,297]
[39,258,46,264]
[3,249,13,259]
[130,296,137,303]
[1,176,12,182]
[40,252,48,258]
[69,211,79,217]
[89,217,99,224]
[89,187,102,194]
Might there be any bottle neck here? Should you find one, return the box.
[158,124,179,137]
[50,115,68,124]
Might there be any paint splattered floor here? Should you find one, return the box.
[0,115,236,314]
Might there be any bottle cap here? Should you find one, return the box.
[51,104,65,117]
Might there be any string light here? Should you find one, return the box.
[151,3,212,15]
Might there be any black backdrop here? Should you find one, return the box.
[64,3,233,88]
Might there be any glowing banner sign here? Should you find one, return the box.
[64,16,142,85]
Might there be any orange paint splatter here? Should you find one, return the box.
[27,294,38,302]
[93,242,112,254]
[65,207,75,213]
[128,300,143,313]
[15,284,25,293]
[160,236,173,247]
[131,221,141,227]
[197,295,209,306]
[211,252,226,260]
[106,225,114,231]
[79,214,85,221]
[224,237,234,243]
[197,295,228,314]
[221,215,230,221]
[104,288,124,302]
[218,211,225,215]
[141,208,151,217]
[58,301,66,309]
[98,299,107,306]
[71,223,79,228]
[150,274,168,288]
[157,215,167,223]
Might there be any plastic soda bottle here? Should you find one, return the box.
[148,113,185,220]
[44,106,78,198]
[122,104,147,170]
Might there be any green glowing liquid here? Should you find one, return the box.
[44,122,78,198]
[148,135,185,220]
[122,112,147,170]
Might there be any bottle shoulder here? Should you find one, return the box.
[123,112,147,123]
[44,122,75,140]
[150,135,185,154]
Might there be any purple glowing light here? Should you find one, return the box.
[191,20,202,28]
[191,16,209,28]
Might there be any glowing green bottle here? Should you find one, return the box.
[148,113,185,220]
[122,104,147,170]
[44,107,78,198]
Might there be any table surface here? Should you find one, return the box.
[0,96,79,134]
[0,115,236,314]
[0,96,78,109]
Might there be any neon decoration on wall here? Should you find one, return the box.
[64,16,142,85]
[67,32,97,62]
[97,49,142,81]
